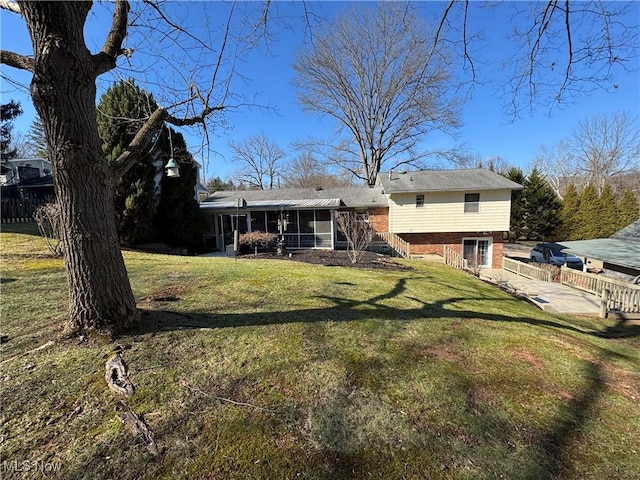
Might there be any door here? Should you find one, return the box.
[462,238,492,268]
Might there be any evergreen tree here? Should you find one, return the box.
[558,183,580,240]
[206,176,235,193]
[523,167,562,240]
[25,116,48,158]
[97,81,158,245]
[155,128,208,250]
[596,183,620,238]
[503,167,526,241]
[617,189,640,230]
[576,183,600,239]
[1,100,22,161]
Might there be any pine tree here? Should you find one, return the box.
[97,81,158,245]
[558,183,580,240]
[523,167,562,240]
[25,116,48,158]
[576,184,599,239]
[206,176,235,193]
[1,100,22,161]
[154,128,208,250]
[617,189,640,230]
[596,183,620,238]
[504,167,526,241]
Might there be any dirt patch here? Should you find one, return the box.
[237,250,412,271]
[511,347,548,373]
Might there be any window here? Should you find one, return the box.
[464,193,480,213]
[416,194,425,207]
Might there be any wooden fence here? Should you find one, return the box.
[1,197,50,223]
[373,231,410,258]
[503,257,556,282]
[444,246,465,269]
[561,267,640,314]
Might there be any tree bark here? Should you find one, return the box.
[21,2,139,336]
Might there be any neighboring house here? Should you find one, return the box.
[199,168,523,268]
[559,219,640,278]
[0,157,53,186]
[0,158,55,199]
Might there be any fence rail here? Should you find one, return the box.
[373,231,410,258]
[503,257,556,282]
[443,246,466,269]
[1,197,50,223]
[561,267,640,314]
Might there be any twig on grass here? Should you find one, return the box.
[0,340,55,366]
[181,381,275,413]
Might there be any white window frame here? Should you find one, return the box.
[462,237,493,268]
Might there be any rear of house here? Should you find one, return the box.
[379,169,522,268]
[199,168,522,268]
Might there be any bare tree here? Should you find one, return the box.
[283,152,354,188]
[533,141,580,199]
[292,3,462,186]
[230,134,287,190]
[0,1,271,336]
[335,212,372,264]
[569,111,640,193]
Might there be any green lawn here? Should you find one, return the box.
[1,227,639,479]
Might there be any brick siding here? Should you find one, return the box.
[397,231,504,268]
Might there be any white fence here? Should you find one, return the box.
[503,257,556,282]
[561,267,640,314]
[502,257,639,316]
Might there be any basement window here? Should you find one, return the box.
[464,193,480,213]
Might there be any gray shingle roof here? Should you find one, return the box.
[379,168,523,193]
[201,186,387,209]
[611,219,640,240]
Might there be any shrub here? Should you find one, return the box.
[239,231,277,255]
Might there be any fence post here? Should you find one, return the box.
[599,288,609,319]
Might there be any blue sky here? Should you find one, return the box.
[2,1,639,183]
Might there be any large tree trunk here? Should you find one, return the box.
[22,2,139,336]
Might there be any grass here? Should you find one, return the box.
[1,225,639,479]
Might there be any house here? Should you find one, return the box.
[0,158,55,200]
[199,168,522,268]
[0,157,52,186]
[559,219,640,278]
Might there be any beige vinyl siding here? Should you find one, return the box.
[388,190,512,233]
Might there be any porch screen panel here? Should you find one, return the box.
[250,211,266,232]
[266,211,279,234]
[315,210,332,247]
[299,211,314,233]
[300,235,315,247]
[284,211,299,248]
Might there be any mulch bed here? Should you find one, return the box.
[237,249,412,271]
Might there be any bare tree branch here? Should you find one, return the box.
[0,0,20,14]
[0,49,34,72]
[92,0,130,76]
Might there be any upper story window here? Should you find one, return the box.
[464,193,480,213]
[416,194,425,208]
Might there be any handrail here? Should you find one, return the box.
[561,267,640,314]
[503,257,556,282]
[373,231,410,258]
[444,246,465,269]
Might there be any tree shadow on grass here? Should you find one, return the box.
[126,276,638,479]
